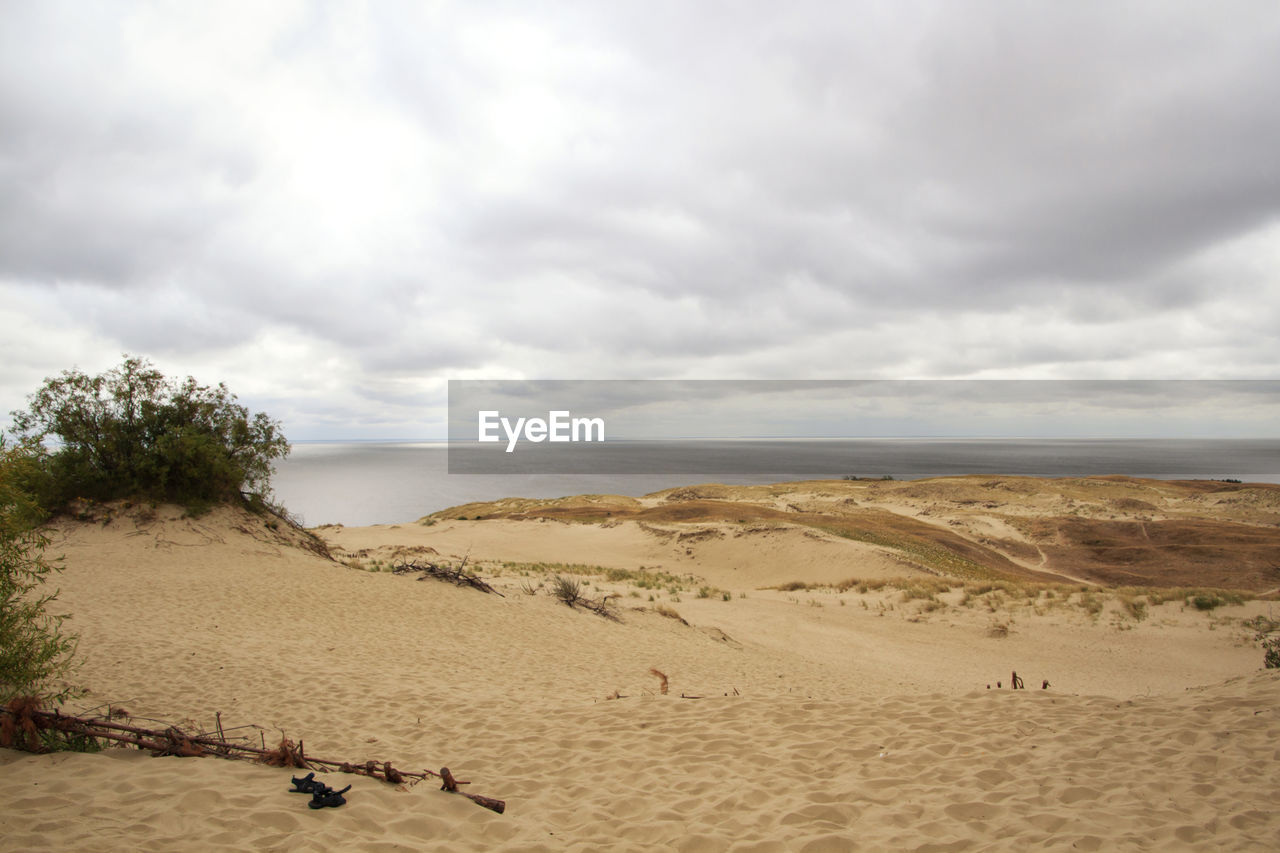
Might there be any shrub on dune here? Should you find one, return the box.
[9,355,289,515]
[0,439,78,705]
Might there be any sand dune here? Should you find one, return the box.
[431,476,1280,590]
[3,481,1280,851]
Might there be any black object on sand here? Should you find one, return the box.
[290,772,323,794]
[308,784,351,809]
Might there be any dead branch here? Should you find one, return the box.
[578,593,620,621]
[441,766,506,814]
[394,558,503,596]
[1,702,504,813]
[213,711,231,756]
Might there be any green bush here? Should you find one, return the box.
[9,356,288,513]
[0,440,79,703]
[1261,636,1280,669]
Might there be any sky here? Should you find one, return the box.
[3,1,1280,440]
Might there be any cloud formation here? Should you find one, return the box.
[3,1,1279,438]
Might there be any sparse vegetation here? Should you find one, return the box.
[500,561,695,595]
[1245,616,1280,668]
[1123,597,1148,621]
[552,575,582,607]
[653,604,686,623]
[900,584,946,603]
[1079,592,1104,618]
[550,574,618,620]
[0,440,79,704]
[1191,594,1224,611]
[1259,635,1280,668]
[748,575,1259,629]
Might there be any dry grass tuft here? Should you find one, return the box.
[1123,596,1148,621]
[653,604,687,624]
[552,575,582,606]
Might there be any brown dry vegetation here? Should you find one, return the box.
[426,475,1280,592]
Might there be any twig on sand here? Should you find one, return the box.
[393,556,504,596]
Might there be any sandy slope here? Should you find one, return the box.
[323,516,916,588]
[427,476,1280,590]
[3,492,1279,851]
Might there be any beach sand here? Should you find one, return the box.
[3,479,1279,851]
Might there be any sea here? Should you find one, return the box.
[268,438,1280,527]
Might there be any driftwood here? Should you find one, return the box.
[0,701,505,814]
[440,766,506,813]
[393,556,503,596]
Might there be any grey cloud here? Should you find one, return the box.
[889,3,1280,288]
[0,11,258,286]
[3,2,1279,438]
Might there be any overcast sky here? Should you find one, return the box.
[3,1,1279,440]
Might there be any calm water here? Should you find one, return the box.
[269,439,1280,526]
